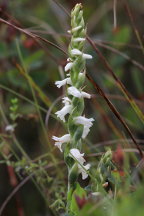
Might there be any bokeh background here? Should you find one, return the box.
[0,0,144,215]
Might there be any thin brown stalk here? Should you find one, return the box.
[92,94,144,108]
[95,41,144,72]
[87,36,144,124]
[0,18,67,55]
[123,1,144,54]
[86,73,144,159]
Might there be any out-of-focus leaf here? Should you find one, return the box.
[30,70,48,87]
[70,183,86,215]
[112,26,131,45]
[131,68,144,96]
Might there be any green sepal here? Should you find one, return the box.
[69,163,78,186]
[73,125,83,148]
[70,183,86,215]
[64,145,74,168]
[72,97,84,116]
[70,57,85,85]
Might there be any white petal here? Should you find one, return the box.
[55,78,72,88]
[82,54,93,59]
[67,26,82,33]
[69,148,90,180]
[67,78,72,85]
[82,126,90,139]
[73,37,85,42]
[68,86,91,99]
[54,142,63,152]
[5,125,14,132]
[52,134,71,152]
[55,79,67,88]
[65,62,73,72]
[74,116,94,126]
[74,116,94,138]
[68,86,82,98]
[71,48,82,56]
[79,163,91,180]
[71,49,92,60]
[69,148,85,164]
[72,26,82,32]
[55,104,72,122]
[62,97,71,105]
[67,58,72,61]
[81,91,91,99]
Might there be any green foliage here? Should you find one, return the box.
[70,183,86,215]
[112,26,131,45]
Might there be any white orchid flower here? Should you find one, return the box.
[55,78,72,88]
[65,62,73,72]
[71,48,92,59]
[74,116,94,138]
[55,97,72,122]
[68,86,91,99]
[69,148,90,180]
[52,134,71,152]
[55,104,72,122]
[62,97,71,105]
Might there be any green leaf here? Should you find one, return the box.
[112,26,131,45]
[70,183,86,215]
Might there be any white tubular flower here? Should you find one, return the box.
[52,134,71,152]
[68,86,91,99]
[65,62,73,72]
[71,48,92,59]
[74,116,94,138]
[55,104,72,122]
[73,37,85,42]
[55,78,72,88]
[69,148,90,180]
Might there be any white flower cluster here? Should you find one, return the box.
[52,22,94,179]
